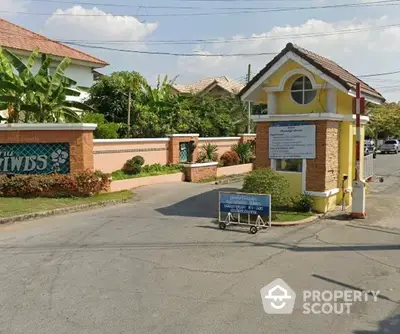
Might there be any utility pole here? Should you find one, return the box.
[127,90,131,138]
[247,64,251,134]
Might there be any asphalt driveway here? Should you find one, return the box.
[0,176,399,333]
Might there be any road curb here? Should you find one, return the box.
[271,215,320,226]
[0,198,133,225]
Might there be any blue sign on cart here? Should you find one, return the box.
[219,192,271,216]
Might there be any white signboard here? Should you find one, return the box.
[269,123,316,159]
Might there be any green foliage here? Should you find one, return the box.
[82,113,120,139]
[88,71,250,138]
[0,170,110,198]
[220,150,240,166]
[366,102,400,139]
[131,156,145,166]
[122,160,142,175]
[297,193,314,212]
[112,163,182,180]
[231,142,254,164]
[0,48,94,123]
[242,168,292,209]
[198,143,218,162]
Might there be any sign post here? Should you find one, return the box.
[351,82,366,219]
[218,192,271,234]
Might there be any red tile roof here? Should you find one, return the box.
[0,18,108,66]
[239,43,384,102]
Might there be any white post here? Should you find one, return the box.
[267,92,277,115]
[326,85,337,114]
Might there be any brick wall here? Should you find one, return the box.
[255,122,270,168]
[0,129,94,173]
[184,164,217,182]
[169,136,199,164]
[306,121,340,192]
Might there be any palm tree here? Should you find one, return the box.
[0,47,94,123]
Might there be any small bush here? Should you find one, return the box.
[220,150,240,166]
[231,142,253,164]
[0,170,111,198]
[197,143,218,163]
[242,168,292,209]
[122,160,142,175]
[297,193,314,212]
[131,156,145,166]
[122,156,145,175]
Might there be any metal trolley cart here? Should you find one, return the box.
[218,191,272,234]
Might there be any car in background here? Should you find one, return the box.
[380,139,399,154]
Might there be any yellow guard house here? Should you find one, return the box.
[239,43,385,213]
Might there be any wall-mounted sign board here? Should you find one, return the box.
[0,143,70,174]
[269,122,316,159]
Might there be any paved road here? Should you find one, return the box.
[0,158,399,333]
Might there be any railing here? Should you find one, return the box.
[364,153,374,180]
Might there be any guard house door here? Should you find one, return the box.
[179,142,190,163]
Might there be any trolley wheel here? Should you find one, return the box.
[219,222,227,230]
[250,226,258,234]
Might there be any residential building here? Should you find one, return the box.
[0,18,108,89]
[172,76,244,97]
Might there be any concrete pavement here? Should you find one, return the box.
[0,156,399,333]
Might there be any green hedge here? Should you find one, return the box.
[0,170,111,198]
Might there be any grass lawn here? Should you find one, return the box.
[272,211,314,222]
[112,168,182,181]
[0,190,134,218]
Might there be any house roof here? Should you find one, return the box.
[173,76,245,94]
[239,43,384,103]
[0,18,108,67]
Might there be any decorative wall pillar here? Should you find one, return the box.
[267,92,277,115]
[168,134,199,164]
[326,85,337,114]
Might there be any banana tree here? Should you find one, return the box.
[0,48,94,123]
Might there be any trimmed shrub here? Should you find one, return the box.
[220,150,240,166]
[0,170,111,198]
[297,193,314,212]
[122,156,145,175]
[242,168,292,209]
[132,156,145,166]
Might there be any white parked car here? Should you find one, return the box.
[380,140,399,154]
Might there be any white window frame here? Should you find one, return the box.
[290,76,317,105]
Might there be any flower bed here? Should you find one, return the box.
[0,170,111,198]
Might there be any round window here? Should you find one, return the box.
[290,76,317,105]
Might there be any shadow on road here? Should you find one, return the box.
[353,314,400,333]
[156,187,239,218]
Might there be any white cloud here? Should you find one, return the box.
[45,6,158,42]
[0,0,28,12]
[177,17,400,101]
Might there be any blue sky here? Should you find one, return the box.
[3,0,400,101]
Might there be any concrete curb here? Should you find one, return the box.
[271,214,320,226]
[0,198,133,225]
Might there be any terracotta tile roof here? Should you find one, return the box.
[239,43,384,102]
[173,76,245,94]
[0,18,108,67]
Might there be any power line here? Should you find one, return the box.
[65,42,279,56]
[2,0,400,17]
[3,21,400,47]
[359,70,400,78]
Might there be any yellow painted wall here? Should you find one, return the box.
[313,195,338,213]
[276,76,327,114]
[337,91,353,115]
[277,172,302,198]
